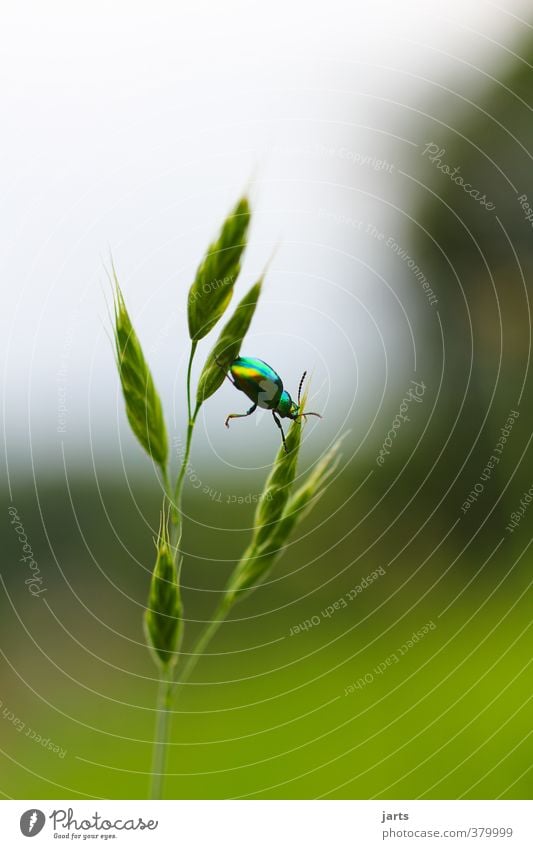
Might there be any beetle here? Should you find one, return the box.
[222,356,322,451]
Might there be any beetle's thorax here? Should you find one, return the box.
[277,390,299,419]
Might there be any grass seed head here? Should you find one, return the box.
[112,272,168,472]
[223,395,343,605]
[143,509,183,670]
[196,277,263,406]
[187,196,250,342]
[253,411,303,549]
[266,434,345,548]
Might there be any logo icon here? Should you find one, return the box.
[20,810,46,837]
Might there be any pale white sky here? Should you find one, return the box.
[1,0,530,475]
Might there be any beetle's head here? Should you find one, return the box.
[278,373,323,422]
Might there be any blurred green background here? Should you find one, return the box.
[2,467,530,799]
[2,6,532,800]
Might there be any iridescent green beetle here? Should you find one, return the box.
[222,356,321,451]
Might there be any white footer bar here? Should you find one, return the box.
[2,800,531,848]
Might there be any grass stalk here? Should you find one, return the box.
[168,341,199,549]
[149,667,174,799]
[110,195,333,800]
[174,343,200,511]
[186,340,198,423]
[149,341,199,793]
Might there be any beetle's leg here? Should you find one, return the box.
[225,403,257,428]
[272,410,288,452]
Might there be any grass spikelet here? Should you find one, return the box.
[112,272,168,472]
[253,412,303,549]
[223,425,345,606]
[144,509,182,670]
[187,196,250,342]
[267,433,346,545]
[196,277,262,406]
[222,391,305,604]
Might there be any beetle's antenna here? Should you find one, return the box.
[299,411,322,421]
[297,370,321,420]
[297,371,307,406]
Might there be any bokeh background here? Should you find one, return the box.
[1,0,531,799]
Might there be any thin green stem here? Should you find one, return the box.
[168,342,200,549]
[149,341,200,796]
[186,340,197,424]
[174,343,200,511]
[149,666,174,800]
[161,465,176,519]
[174,405,199,509]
